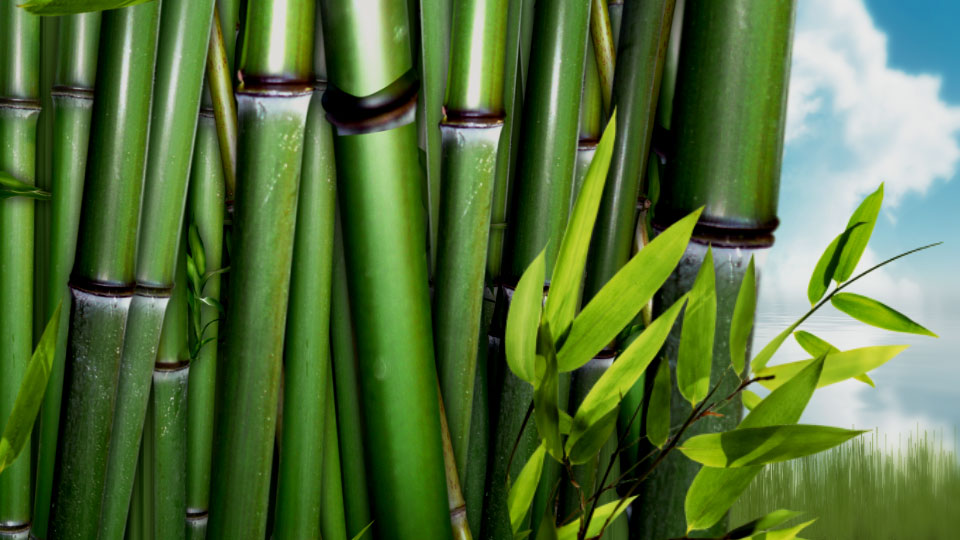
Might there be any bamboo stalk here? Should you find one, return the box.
[317,1,452,537]
[635,2,796,538]
[33,17,57,346]
[0,1,39,535]
[98,0,215,534]
[206,11,237,206]
[438,390,474,540]
[319,364,347,540]
[47,4,160,538]
[607,0,623,48]
[589,0,615,116]
[207,0,315,534]
[31,13,101,539]
[273,36,337,538]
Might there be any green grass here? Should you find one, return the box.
[732,427,960,539]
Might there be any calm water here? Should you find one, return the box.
[752,300,960,450]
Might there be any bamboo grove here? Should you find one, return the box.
[0,0,943,539]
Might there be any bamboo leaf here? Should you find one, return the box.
[678,247,716,405]
[726,509,804,539]
[750,322,797,374]
[0,302,61,475]
[793,331,873,386]
[533,507,558,540]
[742,390,762,411]
[746,519,816,540]
[508,443,548,534]
[834,184,884,282]
[565,406,617,465]
[544,112,616,339]
[567,296,686,458]
[680,425,865,468]
[534,324,562,459]
[348,521,373,540]
[730,256,756,377]
[557,208,702,371]
[559,410,572,435]
[188,223,206,275]
[806,223,862,304]
[506,249,546,383]
[756,345,909,392]
[685,356,825,531]
[19,0,151,15]
[555,497,636,540]
[831,292,937,337]
[0,171,50,200]
[646,358,671,449]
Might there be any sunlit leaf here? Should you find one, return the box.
[730,256,756,377]
[557,208,702,371]
[19,0,152,15]
[726,509,804,539]
[679,424,865,468]
[0,302,61,475]
[534,324,562,459]
[544,113,616,340]
[678,247,716,405]
[0,171,50,200]
[834,184,883,282]
[567,296,686,458]
[646,358,671,449]
[566,406,618,465]
[747,519,816,540]
[756,345,909,391]
[750,322,797,374]
[506,249,545,383]
[806,223,861,304]
[831,292,937,337]
[555,496,636,540]
[508,443,547,534]
[793,331,874,386]
[742,390,762,411]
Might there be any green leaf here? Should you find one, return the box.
[806,223,862,305]
[730,256,756,377]
[508,443,547,534]
[646,358,671,449]
[726,509,804,539]
[19,0,152,15]
[678,247,716,405]
[348,521,373,540]
[831,292,937,337]
[750,322,798,374]
[0,302,61,475]
[533,505,558,540]
[555,497,636,540]
[685,356,825,531]
[834,184,883,282]
[793,331,874,387]
[544,113,616,339]
[679,424,865,468]
[559,410,572,435]
[566,406,618,465]
[742,390,762,411]
[747,519,816,540]
[534,324,562,459]
[756,345,909,391]
[188,223,206,275]
[506,249,546,383]
[567,296,687,459]
[557,207,702,371]
[0,171,50,200]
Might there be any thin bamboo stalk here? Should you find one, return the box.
[47,4,160,538]
[273,42,337,539]
[33,17,58,345]
[607,0,623,48]
[318,1,452,537]
[98,0,215,534]
[206,12,237,206]
[319,364,347,540]
[635,2,796,538]
[31,14,101,539]
[589,0,615,116]
[206,0,314,534]
[438,391,474,540]
[0,1,39,534]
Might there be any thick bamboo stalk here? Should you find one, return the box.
[273,70,337,540]
[31,14,101,540]
[319,365,347,540]
[207,0,314,534]
[635,2,796,538]
[433,0,509,492]
[0,1,39,534]
[318,1,452,537]
[98,0,215,534]
[47,4,160,538]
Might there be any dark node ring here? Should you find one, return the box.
[322,68,420,135]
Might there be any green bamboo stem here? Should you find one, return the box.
[433,0,509,493]
[654,0,684,131]
[47,4,160,538]
[329,215,372,538]
[98,0,215,534]
[438,391,474,540]
[31,13,101,539]
[206,11,237,205]
[184,87,225,532]
[608,0,623,48]
[207,0,314,534]
[319,364,347,540]
[126,446,145,540]
[636,2,796,537]
[33,17,57,344]
[590,0,615,116]
[0,1,39,534]
[464,323,492,539]
[273,68,337,540]
[572,38,603,213]
[215,0,241,75]
[318,1,452,537]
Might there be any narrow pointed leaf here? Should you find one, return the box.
[679,425,865,468]
[742,390,762,411]
[730,256,756,376]
[756,345,909,391]
[806,222,865,304]
[726,509,804,539]
[544,113,617,339]
[678,247,716,404]
[0,171,50,200]
[557,208,702,371]
[534,507,558,540]
[566,406,617,465]
[0,303,61,474]
[834,184,883,282]
[751,322,797,374]
[508,443,548,534]
[534,325,562,459]
[348,521,373,540]
[794,331,873,386]
[646,358,671,449]
[831,292,937,337]
[507,249,546,383]
[555,496,636,540]
[19,0,151,15]
[748,519,816,540]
